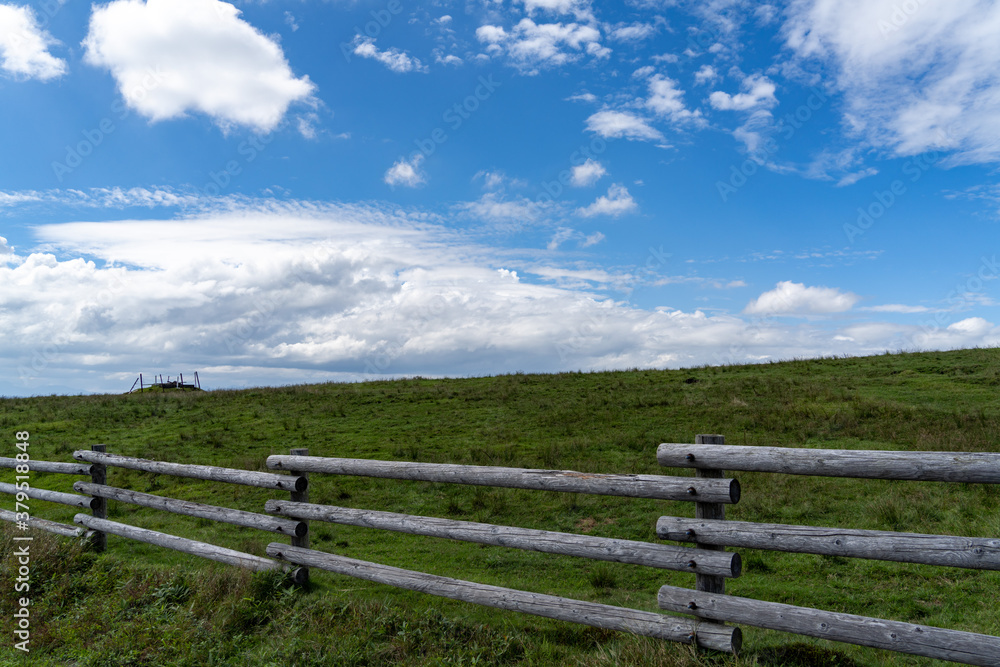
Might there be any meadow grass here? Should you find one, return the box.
[1,348,999,665]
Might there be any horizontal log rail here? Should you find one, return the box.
[266,501,741,577]
[267,543,741,653]
[657,517,1000,570]
[657,444,1000,483]
[658,586,1000,666]
[0,481,98,510]
[76,483,306,537]
[0,509,87,538]
[0,457,93,476]
[73,514,288,574]
[75,450,306,492]
[266,456,739,503]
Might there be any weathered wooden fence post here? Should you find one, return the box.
[693,434,726,595]
[289,448,309,584]
[90,444,107,552]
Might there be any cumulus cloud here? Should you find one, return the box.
[693,64,718,85]
[82,0,316,133]
[0,4,66,80]
[570,158,606,187]
[608,21,657,42]
[517,0,594,22]
[646,74,704,125]
[585,109,664,142]
[476,18,607,73]
[4,201,999,395]
[743,281,860,316]
[784,0,1000,164]
[576,183,637,217]
[709,73,778,111]
[384,154,426,188]
[353,36,427,73]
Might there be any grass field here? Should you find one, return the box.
[2,348,999,666]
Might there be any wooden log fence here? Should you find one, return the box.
[657,443,1000,483]
[265,500,742,577]
[265,543,742,653]
[656,517,1000,570]
[0,509,88,539]
[74,514,289,574]
[0,457,92,476]
[0,481,99,510]
[658,437,1000,665]
[76,450,306,492]
[89,444,107,551]
[266,455,740,503]
[5,438,999,664]
[75,482,306,537]
[658,586,1000,666]
[0,452,97,538]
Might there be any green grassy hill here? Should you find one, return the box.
[2,348,999,666]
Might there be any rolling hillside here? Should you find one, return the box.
[2,348,999,666]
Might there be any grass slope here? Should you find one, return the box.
[2,348,999,666]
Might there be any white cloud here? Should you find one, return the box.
[835,167,879,187]
[82,0,316,133]
[457,192,547,231]
[570,158,606,186]
[947,317,992,336]
[744,281,860,316]
[517,0,594,22]
[476,18,606,73]
[436,53,463,66]
[576,183,637,217]
[0,4,66,80]
[384,154,426,188]
[4,200,999,395]
[709,73,777,111]
[546,228,606,250]
[862,304,933,314]
[609,22,657,42]
[353,36,427,73]
[784,0,1000,164]
[566,91,597,103]
[693,64,718,85]
[0,186,208,210]
[632,65,655,79]
[646,74,704,125]
[585,109,664,142]
[284,11,298,32]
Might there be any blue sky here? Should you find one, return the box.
[1,0,998,396]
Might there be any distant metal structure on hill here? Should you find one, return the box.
[128,372,201,393]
